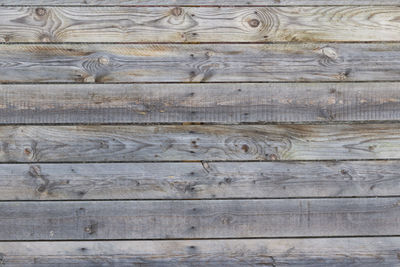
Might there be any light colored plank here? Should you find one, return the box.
[3,82,400,124]
[0,198,399,240]
[1,6,400,42]
[0,0,399,6]
[0,238,399,266]
[0,43,400,83]
[1,124,400,162]
[1,161,400,200]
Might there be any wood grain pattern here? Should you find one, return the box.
[3,82,400,124]
[0,238,399,266]
[0,0,398,6]
[2,124,400,162]
[2,161,400,200]
[0,198,399,240]
[1,43,400,83]
[1,6,400,42]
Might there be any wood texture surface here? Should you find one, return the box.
[3,82,400,124]
[1,6,400,42]
[0,0,398,6]
[0,198,399,240]
[0,238,399,266]
[1,0,399,264]
[1,43,400,83]
[1,161,399,200]
[2,124,400,162]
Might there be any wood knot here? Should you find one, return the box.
[35,8,47,16]
[248,19,260,27]
[268,154,278,160]
[241,144,249,152]
[98,56,109,65]
[84,222,98,235]
[41,36,50,42]
[221,216,233,225]
[171,7,183,16]
[24,148,32,156]
[84,76,95,83]
[320,47,338,60]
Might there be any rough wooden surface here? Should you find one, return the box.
[0,238,399,266]
[1,161,399,200]
[1,43,400,83]
[3,82,400,124]
[1,1,399,264]
[1,124,400,162]
[0,198,399,240]
[2,6,400,43]
[0,0,398,6]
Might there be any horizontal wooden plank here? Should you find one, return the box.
[0,198,399,240]
[1,44,400,83]
[0,238,399,266]
[2,161,400,200]
[3,82,400,124]
[1,1,399,6]
[1,124,400,162]
[1,6,400,42]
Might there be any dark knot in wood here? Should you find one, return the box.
[171,7,183,17]
[248,19,260,27]
[35,8,47,16]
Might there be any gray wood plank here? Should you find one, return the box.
[0,0,398,6]
[0,238,399,266]
[2,6,400,42]
[1,43,400,83]
[3,82,400,124]
[2,124,400,162]
[1,161,400,200]
[0,198,399,240]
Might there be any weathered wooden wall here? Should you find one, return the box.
[0,0,399,266]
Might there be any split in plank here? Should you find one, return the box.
[3,82,400,124]
[1,43,400,83]
[0,198,399,240]
[0,237,399,266]
[2,124,400,162]
[1,161,400,200]
[1,6,400,42]
[1,0,399,6]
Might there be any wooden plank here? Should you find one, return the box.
[3,82,400,124]
[0,198,399,240]
[1,161,400,200]
[2,124,400,162]
[2,6,400,43]
[0,238,399,266]
[0,1,399,6]
[1,43,400,83]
